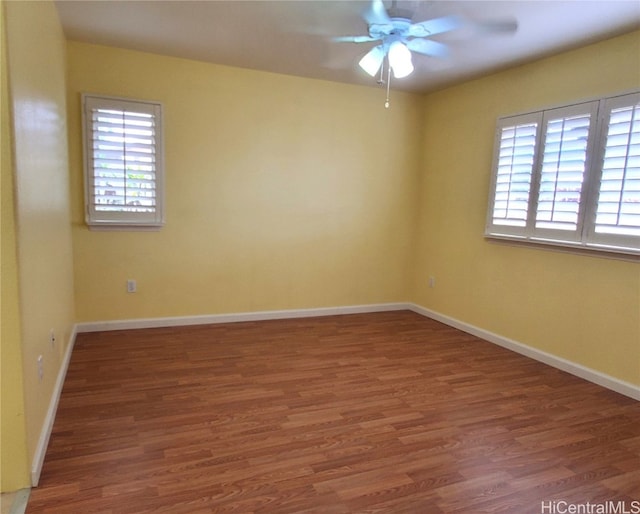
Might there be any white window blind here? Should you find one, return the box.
[591,94,640,246]
[486,92,640,256]
[490,115,540,231]
[535,108,594,234]
[82,94,164,228]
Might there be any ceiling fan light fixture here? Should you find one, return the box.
[388,41,414,78]
[358,45,385,76]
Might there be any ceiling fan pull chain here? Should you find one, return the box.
[385,65,391,109]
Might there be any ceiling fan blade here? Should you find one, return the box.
[406,38,450,59]
[364,0,392,26]
[333,35,381,43]
[358,45,385,76]
[408,15,462,38]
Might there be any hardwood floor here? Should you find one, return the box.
[27,311,639,513]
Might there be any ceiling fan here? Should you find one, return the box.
[336,0,518,106]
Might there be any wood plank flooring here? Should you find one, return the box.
[27,311,640,513]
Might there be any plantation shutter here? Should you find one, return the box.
[486,92,639,256]
[486,113,541,237]
[533,103,597,240]
[590,93,640,247]
[83,95,164,228]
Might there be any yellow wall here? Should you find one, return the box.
[412,30,640,386]
[2,5,638,494]
[0,1,30,492]
[3,0,75,487]
[67,32,640,386]
[67,42,422,322]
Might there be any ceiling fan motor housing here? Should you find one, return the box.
[369,17,413,41]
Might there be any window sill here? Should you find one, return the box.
[87,223,164,232]
[485,233,640,262]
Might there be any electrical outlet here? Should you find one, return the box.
[50,329,56,347]
[428,276,436,288]
[127,279,137,293]
[37,355,44,381]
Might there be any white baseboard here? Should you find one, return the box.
[31,301,636,487]
[31,325,78,486]
[408,303,640,402]
[75,302,639,400]
[5,488,30,514]
[75,302,412,333]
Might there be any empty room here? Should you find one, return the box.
[1,0,639,512]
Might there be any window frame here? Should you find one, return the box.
[82,93,165,230]
[585,92,640,251]
[486,111,542,238]
[485,91,640,257]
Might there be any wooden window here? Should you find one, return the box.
[82,94,164,229]
[486,92,639,256]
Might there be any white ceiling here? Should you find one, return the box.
[54,0,640,93]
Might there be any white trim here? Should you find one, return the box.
[31,304,409,487]
[75,302,639,401]
[75,303,412,333]
[408,303,640,402]
[31,326,77,486]
[6,488,30,514]
[29,302,637,485]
